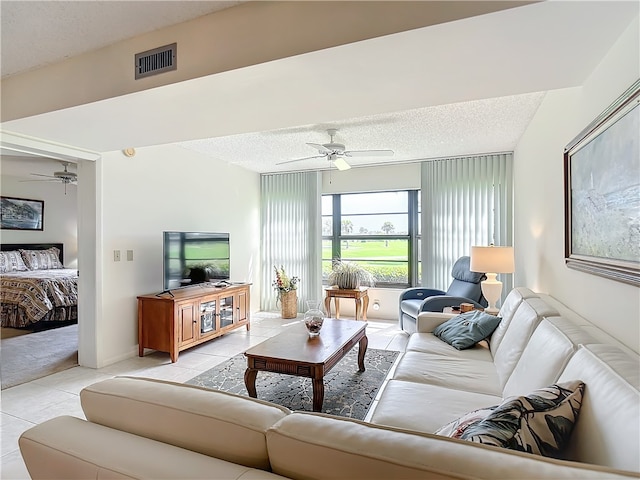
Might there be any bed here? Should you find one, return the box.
[0,243,78,329]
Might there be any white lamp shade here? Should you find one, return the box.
[470,246,515,274]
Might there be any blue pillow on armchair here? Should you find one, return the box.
[433,310,501,350]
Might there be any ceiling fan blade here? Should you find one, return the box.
[307,143,332,154]
[344,149,394,157]
[332,157,351,171]
[19,179,59,182]
[275,154,327,166]
[30,173,57,178]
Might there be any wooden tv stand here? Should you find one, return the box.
[137,283,250,362]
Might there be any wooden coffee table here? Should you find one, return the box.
[243,319,368,412]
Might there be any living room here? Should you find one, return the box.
[1,0,638,373]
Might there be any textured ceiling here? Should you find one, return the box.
[178,92,546,172]
[1,1,637,176]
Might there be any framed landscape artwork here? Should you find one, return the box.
[0,196,44,231]
[564,79,640,286]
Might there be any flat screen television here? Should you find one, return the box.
[163,231,230,290]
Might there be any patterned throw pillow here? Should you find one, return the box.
[435,380,585,459]
[0,250,29,273]
[19,247,64,270]
[433,310,501,350]
[435,407,496,438]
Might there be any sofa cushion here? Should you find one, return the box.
[80,376,290,471]
[415,311,456,333]
[437,380,584,459]
[19,416,288,480]
[393,351,502,396]
[406,332,493,362]
[490,287,537,354]
[492,298,556,389]
[502,317,596,398]
[267,411,635,480]
[268,413,464,480]
[369,379,502,433]
[433,310,501,350]
[558,345,640,472]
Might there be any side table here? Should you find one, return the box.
[324,286,369,321]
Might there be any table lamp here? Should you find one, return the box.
[470,245,515,315]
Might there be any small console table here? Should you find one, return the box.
[324,286,369,321]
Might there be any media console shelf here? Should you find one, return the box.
[137,283,250,362]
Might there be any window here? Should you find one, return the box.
[322,190,420,288]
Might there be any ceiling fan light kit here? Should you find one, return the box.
[332,156,351,171]
[276,128,393,171]
[22,161,77,194]
[53,162,77,183]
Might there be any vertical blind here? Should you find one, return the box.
[421,153,513,297]
[260,172,323,311]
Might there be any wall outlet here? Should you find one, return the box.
[127,250,134,261]
[113,250,121,262]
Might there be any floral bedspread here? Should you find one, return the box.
[0,269,78,327]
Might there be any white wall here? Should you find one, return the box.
[514,16,640,353]
[322,162,421,194]
[97,144,260,366]
[0,174,78,267]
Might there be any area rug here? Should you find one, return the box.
[186,348,399,420]
[1,323,78,389]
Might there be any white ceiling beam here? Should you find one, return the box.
[0,130,101,162]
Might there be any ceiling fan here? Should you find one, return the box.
[277,129,394,171]
[22,161,77,194]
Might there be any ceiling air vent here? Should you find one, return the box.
[135,43,177,80]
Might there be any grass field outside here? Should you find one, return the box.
[323,239,409,283]
[323,239,407,260]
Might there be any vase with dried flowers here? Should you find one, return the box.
[273,265,299,318]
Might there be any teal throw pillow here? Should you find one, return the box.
[433,310,501,350]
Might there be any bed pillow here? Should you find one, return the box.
[432,310,501,350]
[19,247,64,270]
[435,380,585,459]
[0,250,29,273]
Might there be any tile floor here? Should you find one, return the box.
[1,312,408,479]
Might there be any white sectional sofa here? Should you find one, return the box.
[369,288,639,472]
[19,288,640,479]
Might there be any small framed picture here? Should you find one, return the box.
[0,196,44,231]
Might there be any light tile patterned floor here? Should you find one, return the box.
[0,313,408,479]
